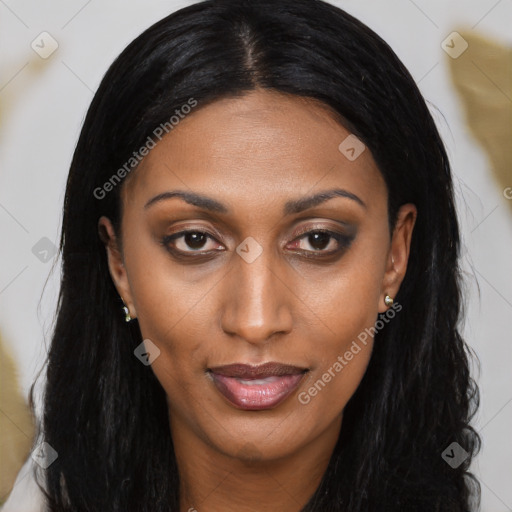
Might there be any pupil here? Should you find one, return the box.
[309,232,330,250]
[186,232,206,249]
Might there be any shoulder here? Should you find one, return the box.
[1,456,47,512]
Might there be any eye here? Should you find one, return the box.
[161,230,223,254]
[161,227,354,259]
[287,229,354,255]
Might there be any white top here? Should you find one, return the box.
[1,456,46,512]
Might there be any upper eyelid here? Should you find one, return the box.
[166,218,352,238]
[169,226,347,239]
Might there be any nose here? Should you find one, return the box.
[220,250,293,346]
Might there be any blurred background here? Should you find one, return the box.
[0,0,511,509]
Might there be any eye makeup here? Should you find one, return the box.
[159,222,357,262]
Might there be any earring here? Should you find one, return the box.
[384,295,394,307]
[122,305,132,322]
[121,298,133,322]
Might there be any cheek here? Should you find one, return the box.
[121,241,209,395]
[131,270,208,372]
[135,290,209,428]
[296,234,386,341]
[125,230,213,345]
[294,281,378,424]
[294,239,386,412]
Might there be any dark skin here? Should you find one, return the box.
[98,89,416,511]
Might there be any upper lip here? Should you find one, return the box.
[208,362,307,379]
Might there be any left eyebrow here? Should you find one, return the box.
[283,188,367,215]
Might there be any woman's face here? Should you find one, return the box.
[100,89,415,463]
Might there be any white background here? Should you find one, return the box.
[0,1,511,510]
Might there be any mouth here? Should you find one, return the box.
[207,362,308,411]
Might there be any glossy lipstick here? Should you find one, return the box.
[208,362,307,411]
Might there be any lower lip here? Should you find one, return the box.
[209,372,305,411]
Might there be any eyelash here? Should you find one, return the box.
[161,228,354,259]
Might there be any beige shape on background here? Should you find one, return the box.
[446,30,512,209]
[0,332,36,505]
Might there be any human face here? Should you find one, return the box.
[99,89,415,463]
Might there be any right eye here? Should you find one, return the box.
[161,230,224,255]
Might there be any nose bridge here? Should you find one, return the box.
[220,245,293,343]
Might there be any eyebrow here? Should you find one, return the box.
[144,188,366,214]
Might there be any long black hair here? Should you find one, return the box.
[30,0,480,510]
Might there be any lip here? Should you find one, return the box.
[208,362,308,411]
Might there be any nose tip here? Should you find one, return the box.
[220,258,293,345]
[222,301,293,346]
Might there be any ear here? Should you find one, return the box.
[378,204,417,313]
[97,216,137,320]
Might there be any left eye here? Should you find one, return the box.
[287,230,349,253]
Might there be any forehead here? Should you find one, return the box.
[121,89,386,214]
